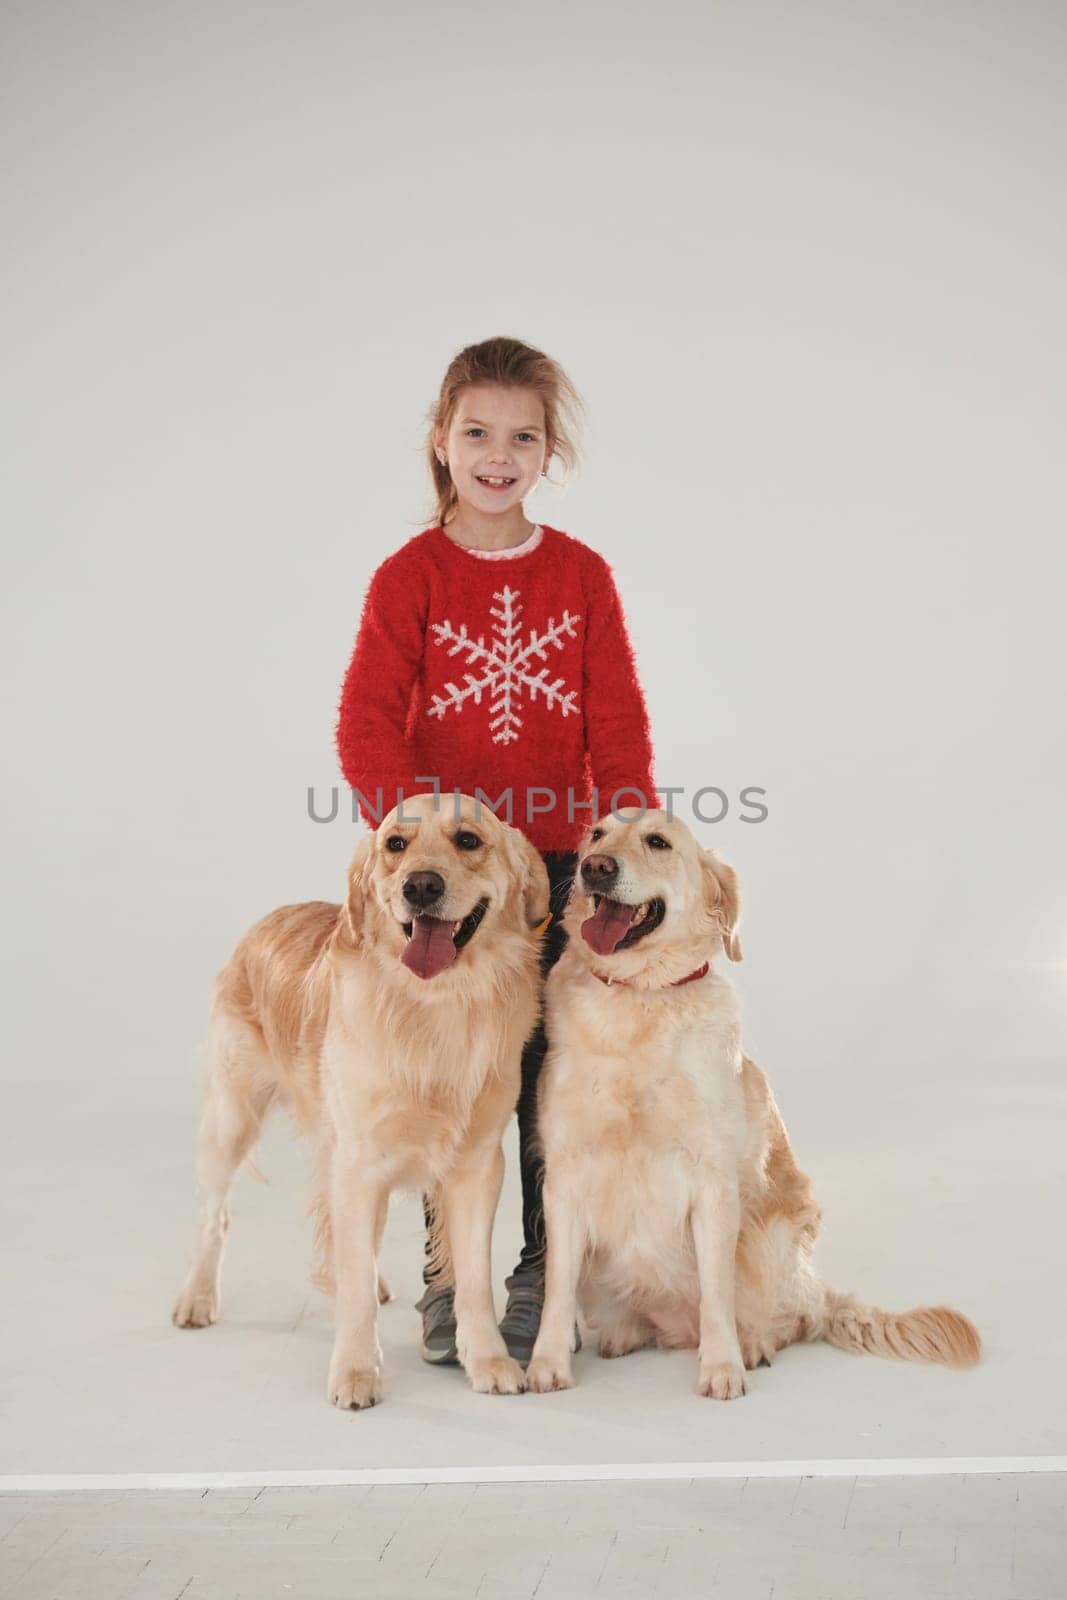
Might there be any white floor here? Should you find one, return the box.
[2,1477,1065,1600]
[2,1058,1063,1487]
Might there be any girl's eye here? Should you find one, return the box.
[456,831,482,851]
[646,834,671,850]
[464,428,536,442]
[386,835,407,853]
[590,827,603,842]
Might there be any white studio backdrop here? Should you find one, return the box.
[2,0,1064,1096]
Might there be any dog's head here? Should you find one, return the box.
[341,792,550,982]
[565,806,742,984]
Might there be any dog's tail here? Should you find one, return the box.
[816,1285,981,1369]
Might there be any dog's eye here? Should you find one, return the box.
[590,827,603,842]
[386,835,407,853]
[646,833,671,850]
[455,831,482,851]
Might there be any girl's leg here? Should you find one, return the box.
[419,848,578,1368]
[508,1013,551,1281]
[500,850,578,1361]
[417,1190,459,1364]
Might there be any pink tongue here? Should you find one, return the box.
[581,899,638,955]
[401,916,458,980]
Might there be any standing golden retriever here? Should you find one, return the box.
[527,808,980,1399]
[172,792,549,1408]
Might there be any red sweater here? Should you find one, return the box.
[334,523,656,852]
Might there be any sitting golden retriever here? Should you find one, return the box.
[527,808,980,1399]
[172,792,549,1408]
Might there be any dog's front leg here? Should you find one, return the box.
[526,1178,582,1392]
[691,1181,747,1401]
[327,1155,388,1410]
[442,1143,525,1395]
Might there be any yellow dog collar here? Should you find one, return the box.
[533,912,553,938]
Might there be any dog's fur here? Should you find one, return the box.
[527,807,981,1399]
[172,792,550,1407]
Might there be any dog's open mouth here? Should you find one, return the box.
[581,894,665,956]
[400,898,489,980]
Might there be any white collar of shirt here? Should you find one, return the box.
[457,524,543,561]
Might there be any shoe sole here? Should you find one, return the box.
[420,1341,460,1365]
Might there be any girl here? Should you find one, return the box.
[334,335,656,1366]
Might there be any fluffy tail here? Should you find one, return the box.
[820,1287,981,1369]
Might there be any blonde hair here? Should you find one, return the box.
[419,336,586,529]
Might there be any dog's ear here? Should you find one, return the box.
[701,847,743,962]
[511,827,551,932]
[342,831,375,948]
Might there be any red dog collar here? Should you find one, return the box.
[593,961,710,989]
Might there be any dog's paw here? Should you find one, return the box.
[329,1365,383,1410]
[171,1285,219,1328]
[697,1361,746,1401]
[466,1355,527,1395]
[526,1354,575,1393]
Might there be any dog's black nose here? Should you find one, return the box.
[403,871,446,910]
[581,853,618,886]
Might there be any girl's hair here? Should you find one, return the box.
[420,336,586,529]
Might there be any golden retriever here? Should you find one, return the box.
[172,792,550,1407]
[527,807,981,1399]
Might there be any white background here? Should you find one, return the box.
[3,0,1064,1099]
[3,0,1067,1493]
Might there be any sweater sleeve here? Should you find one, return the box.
[581,551,656,815]
[334,551,426,827]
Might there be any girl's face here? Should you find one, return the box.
[436,385,548,515]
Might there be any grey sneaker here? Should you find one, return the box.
[499,1278,582,1366]
[416,1282,459,1365]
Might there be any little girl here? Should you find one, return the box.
[334,335,656,1366]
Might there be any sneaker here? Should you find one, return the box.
[416,1282,459,1365]
[499,1278,582,1366]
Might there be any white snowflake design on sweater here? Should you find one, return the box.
[427,585,581,744]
